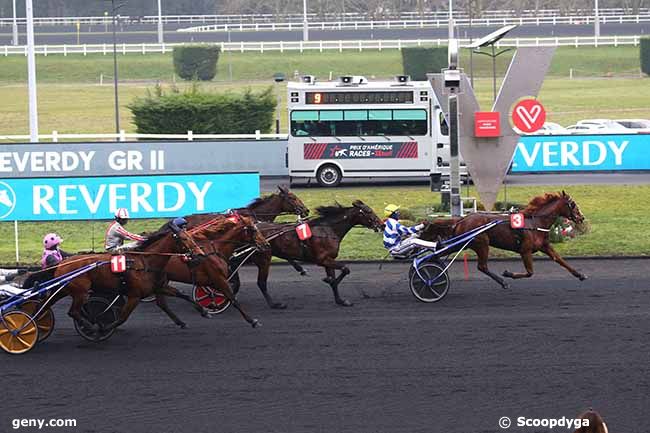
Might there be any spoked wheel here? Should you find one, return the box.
[192,285,231,315]
[74,297,119,343]
[409,261,450,303]
[20,301,55,342]
[0,311,39,355]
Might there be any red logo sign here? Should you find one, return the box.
[511,99,546,133]
[110,255,127,273]
[510,213,525,229]
[474,112,501,137]
[296,223,312,240]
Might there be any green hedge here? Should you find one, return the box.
[173,45,220,81]
[641,37,650,75]
[401,46,448,80]
[128,86,276,134]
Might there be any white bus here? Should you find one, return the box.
[286,75,451,187]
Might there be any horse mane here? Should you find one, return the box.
[135,223,174,250]
[244,193,277,209]
[191,215,255,241]
[522,192,563,215]
[314,202,349,221]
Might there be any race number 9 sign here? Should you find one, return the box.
[511,98,546,134]
[510,213,525,229]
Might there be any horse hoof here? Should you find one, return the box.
[502,270,514,278]
[251,319,261,328]
[179,322,187,329]
[337,299,353,307]
[271,302,288,310]
[200,308,210,318]
[322,277,334,285]
[300,271,307,276]
[501,283,510,290]
[578,273,587,281]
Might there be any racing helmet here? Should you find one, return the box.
[43,233,63,249]
[115,208,130,220]
[384,204,400,218]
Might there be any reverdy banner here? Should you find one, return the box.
[303,142,419,159]
[0,172,259,221]
[512,134,649,172]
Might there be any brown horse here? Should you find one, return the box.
[39,220,208,336]
[163,214,270,325]
[574,409,608,433]
[421,191,587,290]
[253,200,384,307]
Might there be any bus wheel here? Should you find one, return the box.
[316,164,342,187]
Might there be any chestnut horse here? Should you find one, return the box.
[421,191,587,290]
[574,409,608,433]
[253,200,384,307]
[39,220,207,336]
[163,214,270,326]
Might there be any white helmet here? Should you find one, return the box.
[115,208,130,219]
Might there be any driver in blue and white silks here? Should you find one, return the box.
[0,268,27,299]
[383,204,437,257]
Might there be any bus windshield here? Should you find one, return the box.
[290,109,428,137]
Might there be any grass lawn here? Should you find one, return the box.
[2,184,649,265]
[2,76,650,136]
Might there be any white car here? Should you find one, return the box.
[531,122,569,135]
[565,124,606,134]
[614,119,650,132]
[575,119,629,133]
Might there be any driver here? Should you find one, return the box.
[382,204,437,257]
[0,268,27,300]
[105,208,146,252]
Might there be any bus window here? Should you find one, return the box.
[343,110,368,121]
[393,109,427,120]
[368,110,392,120]
[291,109,428,137]
[319,111,343,121]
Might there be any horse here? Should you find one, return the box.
[252,200,384,307]
[37,220,208,336]
[574,409,608,433]
[163,214,271,325]
[421,191,588,289]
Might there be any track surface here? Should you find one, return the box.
[3,258,649,433]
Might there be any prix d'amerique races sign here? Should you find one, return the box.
[303,142,418,159]
[0,172,259,222]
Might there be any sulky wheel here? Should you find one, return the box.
[20,301,55,342]
[74,297,119,343]
[192,285,232,315]
[0,311,39,355]
[408,261,450,303]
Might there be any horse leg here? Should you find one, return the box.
[159,284,209,318]
[541,243,587,280]
[204,267,260,327]
[287,259,307,276]
[255,256,287,310]
[502,251,535,279]
[100,295,140,333]
[473,243,510,289]
[67,291,96,331]
[322,265,353,307]
[228,262,241,295]
[154,292,187,329]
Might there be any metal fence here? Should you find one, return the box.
[0,36,644,57]
[1,9,649,26]
[0,131,288,142]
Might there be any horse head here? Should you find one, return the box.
[232,214,271,251]
[573,409,608,433]
[560,190,585,225]
[278,185,310,218]
[351,200,383,232]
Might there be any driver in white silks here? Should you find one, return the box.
[382,204,438,257]
[0,268,27,300]
[105,208,147,252]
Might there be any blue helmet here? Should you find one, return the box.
[171,217,188,232]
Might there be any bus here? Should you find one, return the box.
[286,75,451,187]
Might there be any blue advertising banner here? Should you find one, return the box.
[512,134,650,172]
[0,172,259,221]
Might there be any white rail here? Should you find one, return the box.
[0,36,643,57]
[178,14,650,33]
[0,131,288,143]
[0,9,649,26]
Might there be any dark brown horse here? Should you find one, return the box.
[253,200,383,307]
[421,191,587,289]
[163,214,270,325]
[39,220,208,335]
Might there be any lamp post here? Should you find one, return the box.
[302,0,309,41]
[157,0,164,44]
[106,0,125,135]
[12,0,18,46]
[448,0,454,39]
[25,0,38,142]
[273,73,286,134]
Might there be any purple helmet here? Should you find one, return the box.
[43,233,62,249]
